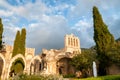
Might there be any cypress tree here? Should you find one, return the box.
[0,18,3,50]
[12,28,26,57]
[12,28,26,74]
[20,28,26,56]
[93,6,115,75]
[12,31,21,57]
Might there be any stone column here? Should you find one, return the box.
[41,62,43,70]
[73,38,75,47]
[71,38,73,46]
[78,38,80,48]
[36,61,40,74]
[68,38,70,46]
[30,63,34,75]
[47,61,57,74]
[76,39,78,47]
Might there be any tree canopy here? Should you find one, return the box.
[12,28,26,75]
[12,31,21,57]
[20,28,26,56]
[70,49,96,77]
[93,6,115,75]
[12,28,26,57]
[0,18,3,50]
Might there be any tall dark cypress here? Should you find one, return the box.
[12,28,26,57]
[12,28,26,74]
[12,31,20,57]
[20,28,26,56]
[0,18,3,50]
[93,6,115,75]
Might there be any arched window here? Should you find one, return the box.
[76,39,78,47]
[73,38,75,46]
[71,38,73,46]
[68,38,70,46]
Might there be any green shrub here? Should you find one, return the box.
[63,74,75,78]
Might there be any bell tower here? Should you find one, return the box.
[64,34,81,54]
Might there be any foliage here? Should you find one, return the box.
[63,74,75,78]
[12,31,21,57]
[20,28,26,56]
[107,43,120,66]
[71,49,96,71]
[77,75,120,80]
[93,6,115,75]
[93,6,115,56]
[12,74,63,80]
[11,28,26,75]
[70,49,96,77]
[12,28,26,57]
[14,63,24,74]
[0,18,3,50]
[10,58,24,75]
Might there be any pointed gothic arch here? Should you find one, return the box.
[56,57,75,75]
[7,54,26,79]
[29,56,42,75]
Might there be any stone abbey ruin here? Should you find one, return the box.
[0,34,81,80]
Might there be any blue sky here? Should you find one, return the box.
[0,0,120,54]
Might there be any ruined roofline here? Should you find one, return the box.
[5,44,35,54]
[65,33,79,39]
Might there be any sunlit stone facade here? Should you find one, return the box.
[0,34,81,79]
[41,34,81,75]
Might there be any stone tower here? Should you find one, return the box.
[64,34,81,54]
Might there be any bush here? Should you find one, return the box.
[63,74,75,78]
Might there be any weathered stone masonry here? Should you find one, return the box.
[0,34,81,80]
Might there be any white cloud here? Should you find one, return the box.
[0,10,13,17]
[71,18,94,48]
[0,0,120,54]
[26,15,71,53]
[3,25,20,46]
[10,1,51,20]
[0,0,12,8]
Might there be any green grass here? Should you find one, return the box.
[75,75,120,80]
[10,74,120,80]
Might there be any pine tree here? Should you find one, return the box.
[0,18,3,50]
[20,28,26,56]
[93,6,115,75]
[12,31,21,57]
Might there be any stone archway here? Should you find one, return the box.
[29,56,41,75]
[7,54,26,79]
[0,54,5,79]
[56,57,75,75]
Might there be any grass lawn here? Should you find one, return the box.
[74,75,120,80]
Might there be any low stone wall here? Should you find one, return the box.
[107,64,120,75]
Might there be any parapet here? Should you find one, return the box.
[25,48,35,56]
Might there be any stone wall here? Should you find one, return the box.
[0,34,81,79]
[41,34,81,75]
[107,64,120,75]
[0,45,38,80]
